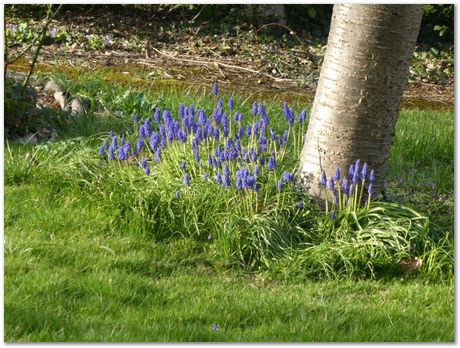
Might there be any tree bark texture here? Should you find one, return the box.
[299,4,423,199]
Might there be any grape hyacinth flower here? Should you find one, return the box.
[283,130,289,143]
[216,171,223,185]
[267,154,276,171]
[108,146,115,160]
[369,169,375,183]
[283,171,294,183]
[223,164,231,187]
[297,109,307,124]
[254,166,260,177]
[368,183,373,195]
[145,165,150,175]
[245,125,252,137]
[327,177,335,191]
[252,101,258,116]
[334,167,341,181]
[348,164,355,180]
[154,148,161,163]
[362,162,368,180]
[228,97,234,111]
[184,173,190,187]
[297,201,304,210]
[352,167,360,184]
[217,98,223,109]
[354,159,361,176]
[342,178,349,195]
[180,160,186,170]
[136,137,144,153]
[250,147,258,162]
[141,158,148,169]
[277,179,283,192]
[99,145,105,156]
[154,107,161,123]
[320,171,327,186]
[117,146,126,160]
[213,82,219,96]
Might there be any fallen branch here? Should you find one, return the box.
[149,46,293,83]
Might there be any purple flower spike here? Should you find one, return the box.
[348,164,355,180]
[352,167,360,184]
[216,172,223,185]
[320,171,327,186]
[252,102,258,116]
[268,155,276,171]
[297,201,304,209]
[145,165,150,175]
[99,146,105,156]
[213,82,218,96]
[223,169,231,187]
[368,183,373,196]
[334,168,341,181]
[369,169,376,183]
[154,107,161,123]
[362,163,369,181]
[277,179,283,192]
[342,178,349,195]
[180,160,186,170]
[327,177,335,191]
[184,173,190,187]
[355,159,361,175]
[229,97,234,111]
[108,146,115,160]
[154,148,161,163]
[283,171,294,183]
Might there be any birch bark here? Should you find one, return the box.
[299,4,423,199]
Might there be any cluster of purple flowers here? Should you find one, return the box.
[320,159,376,217]
[99,82,308,195]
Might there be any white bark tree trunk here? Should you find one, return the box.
[299,4,423,199]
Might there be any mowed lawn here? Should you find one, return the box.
[4,75,454,342]
[4,184,454,341]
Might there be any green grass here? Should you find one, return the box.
[4,185,454,342]
[4,71,454,341]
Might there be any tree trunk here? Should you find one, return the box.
[299,4,423,199]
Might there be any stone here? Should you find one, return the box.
[70,99,85,115]
[20,133,38,145]
[44,80,63,94]
[53,91,67,110]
